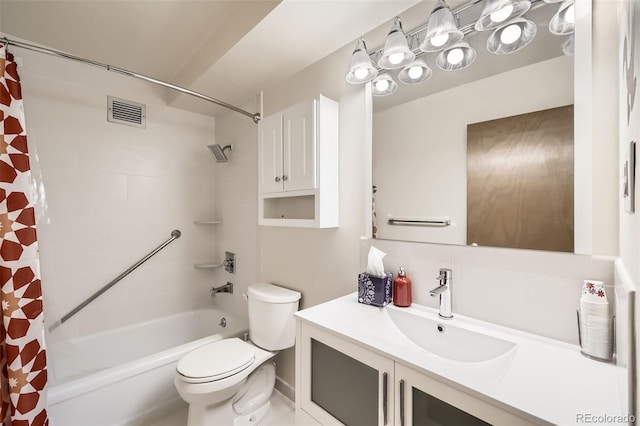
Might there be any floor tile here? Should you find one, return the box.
[145,390,294,426]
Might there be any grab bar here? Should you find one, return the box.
[388,217,451,227]
[48,229,182,332]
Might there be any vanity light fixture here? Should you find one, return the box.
[548,0,575,35]
[474,0,532,31]
[436,42,476,71]
[378,17,416,69]
[372,73,398,96]
[347,0,569,96]
[486,18,537,54]
[345,39,378,84]
[419,0,464,52]
[398,59,433,84]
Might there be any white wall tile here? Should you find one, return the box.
[454,266,525,329]
[20,49,217,342]
[362,240,614,344]
[520,274,582,343]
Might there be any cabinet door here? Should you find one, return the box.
[283,99,317,192]
[258,113,284,194]
[395,364,537,426]
[298,322,394,426]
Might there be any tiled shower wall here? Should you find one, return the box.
[17,48,217,344]
[209,99,261,325]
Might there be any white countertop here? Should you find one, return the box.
[295,293,629,425]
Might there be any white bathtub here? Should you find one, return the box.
[48,309,247,426]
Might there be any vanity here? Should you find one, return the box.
[294,295,627,425]
[291,0,627,424]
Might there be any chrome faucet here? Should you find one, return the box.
[429,268,453,319]
[210,282,234,297]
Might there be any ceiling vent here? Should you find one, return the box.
[107,96,146,128]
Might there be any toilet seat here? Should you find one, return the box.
[177,338,256,384]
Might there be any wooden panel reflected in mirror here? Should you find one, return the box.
[467,105,574,252]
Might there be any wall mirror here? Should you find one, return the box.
[371,0,578,252]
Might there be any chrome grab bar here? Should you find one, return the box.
[48,230,182,332]
[388,217,451,227]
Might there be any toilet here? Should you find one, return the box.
[174,283,301,426]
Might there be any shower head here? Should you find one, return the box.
[207,144,232,163]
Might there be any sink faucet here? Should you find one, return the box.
[210,282,234,297]
[429,268,453,319]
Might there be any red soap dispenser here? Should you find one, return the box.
[393,266,412,307]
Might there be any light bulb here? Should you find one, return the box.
[388,52,405,65]
[375,79,390,92]
[490,4,513,23]
[500,23,522,44]
[408,66,424,79]
[565,4,575,24]
[354,67,369,80]
[489,4,513,22]
[447,48,464,65]
[430,33,450,47]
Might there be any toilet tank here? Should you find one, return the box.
[248,283,301,351]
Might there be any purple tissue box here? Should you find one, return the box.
[358,272,392,307]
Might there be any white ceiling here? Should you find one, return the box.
[0,0,567,118]
[0,0,422,116]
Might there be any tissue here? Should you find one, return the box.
[366,246,386,277]
[578,280,613,361]
[358,246,392,307]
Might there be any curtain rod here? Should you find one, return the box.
[0,37,262,123]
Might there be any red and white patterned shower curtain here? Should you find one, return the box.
[0,45,48,426]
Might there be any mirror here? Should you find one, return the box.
[372,2,575,252]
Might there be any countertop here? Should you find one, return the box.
[295,293,629,425]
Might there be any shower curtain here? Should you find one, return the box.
[0,45,48,425]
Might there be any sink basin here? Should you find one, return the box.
[387,306,516,362]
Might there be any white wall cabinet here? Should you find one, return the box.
[296,321,539,426]
[259,100,316,194]
[258,95,338,228]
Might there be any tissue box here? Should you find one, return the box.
[358,272,392,307]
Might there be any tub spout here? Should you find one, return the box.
[210,282,234,297]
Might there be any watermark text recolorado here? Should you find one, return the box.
[576,413,636,424]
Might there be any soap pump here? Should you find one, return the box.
[393,266,412,307]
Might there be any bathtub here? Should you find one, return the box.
[47,309,247,426]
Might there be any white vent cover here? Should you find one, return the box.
[107,96,146,128]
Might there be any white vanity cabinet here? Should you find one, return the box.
[393,364,536,426]
[296,321,539,426]
[258,95,338,228]
[296,322,394,426]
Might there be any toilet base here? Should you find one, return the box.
[184,360,276,426]
[186,394,272,426]
[188,399,234,426]
[234,401,270,426]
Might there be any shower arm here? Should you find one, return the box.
[0,37,261,123]
[48,230,182,332]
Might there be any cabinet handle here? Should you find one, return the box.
[382,372,388,425]
[275,176,281,182]
[282,175,288,181]
[399,379,405,426]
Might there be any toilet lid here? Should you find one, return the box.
[177,338,256,383]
